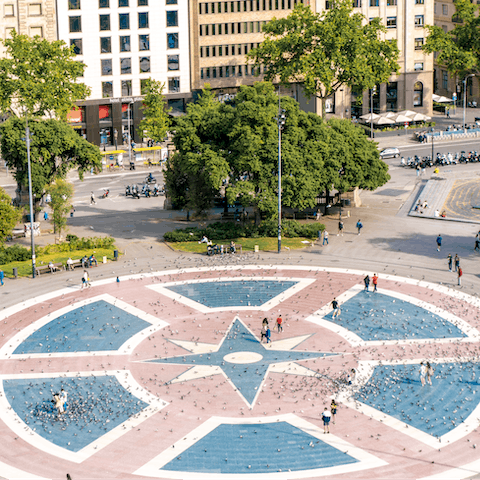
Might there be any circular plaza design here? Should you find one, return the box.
[1,266,480,479]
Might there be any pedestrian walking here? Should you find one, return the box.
[261,317,269,342]
[90,192,96,205]
[276,315,283,333]
[0,269,4,287]
[81,270,91,289]
[330,399,337,424]
[419,361,426,387]
[364,274,370,292]
[322,407,331,433]
[265,326,271,344]
[447,254,453,272]
[426,362,434,385]
[436,234,442,252]
[454,254,460,272]
[372,273,378,292]
[323,230,329,245]
[331,298,340,318]
[475,238,480,252]
[348,368,356,384]
[338,220,344,236]
[458,266,463,286]
[356,220,363,235]
[43,211,48,221]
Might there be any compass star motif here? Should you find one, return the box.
[145,318,337,406]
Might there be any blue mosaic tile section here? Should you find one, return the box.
[356,363,480,438]
[149,319,333,405]
[165,280,298,308]
[325,291,466,341]
[3,375,148,452]
[13,300,151,354]
[162,422,358,473]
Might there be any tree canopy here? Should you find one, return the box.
[46,179,74,236]
[247,0,399,112]
[423,0,480,77]
[0,30,89,120]
[0,117,102,198]
[138,78,171,143]
[0,188,21,244]
[165,82,389,219]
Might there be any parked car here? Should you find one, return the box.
[379,147,400,159]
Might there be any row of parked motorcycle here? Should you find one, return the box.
[400,151,480,168]
[125,175,165,198]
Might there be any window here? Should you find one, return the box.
[99,14,110,30]
[30,26,43,37]
[414,37,424,50]
[120,57,131,74]
[413,81,423,106]
[141,78,149,94]
[120,35,130,52]
[70,38,83,54]
[122,80,132,96]
[69,0,81,9]
[138,12,149,28]
[414,15,424,27]
[100,36,111,53]
[119,0,128,6]
[167,32,178,48]
[101,58,112,75]
[69,16,82,32]
[352,0,361,6]
[167,54,179,70]
[414,62,424,71]
[139,56,150,72]
[387,82,397,111]
[442,70,448,90]
[119,13,130,29]
[369,0,378,6]
[386,16,396,28]
[415,0,424,3]
[166,0,177,3]
[139,34,150,50]
[4,4,14,15]
[102,81,113,98]
[168,98,184,113]
[99,0,109,7]
[386,0,396,5]
[138,0,148,4]
[28,4,42,15]
[166,11,178,26]
[442,4,448,15]
[168,77,180,93]
[442,24,448,32]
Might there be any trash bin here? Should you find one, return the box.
[13,267,18,279]
[25,213,36,222]
[114,250,118,261]
[254,245,259,253]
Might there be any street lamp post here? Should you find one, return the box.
[370,86,376,139]
[25,117,36,278]
[276,106,286,254]
[463,74,476,131]
[127,100,134,164]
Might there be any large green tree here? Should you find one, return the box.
[0,30,89,120]
[46,179,74,236]
[166,82,389,219]
[0,188,21,244]
[247,0,400,115]
[423,0,479,79]
[138,78,171,143]
[0,117,102,198]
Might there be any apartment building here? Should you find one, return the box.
[56,0,191,145]
[191,0,434,117]
[433,0,479,106]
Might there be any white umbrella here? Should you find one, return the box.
[373,116,395,125]
[398,110,417,117]
[404,112,429,122]
[384,112,397,118]
[391,114,413,123]
[432,94,453,103]
[360,113,380,121]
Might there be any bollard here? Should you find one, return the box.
[13,267,18,279]
[114,250,118,261]
[103,256,107,264]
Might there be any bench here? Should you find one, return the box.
[206,244,242,255]
[66,259,83,271]
[35,262,65,276]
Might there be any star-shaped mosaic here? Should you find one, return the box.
[144,318,337,406]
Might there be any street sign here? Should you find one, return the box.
[453,93,457,101]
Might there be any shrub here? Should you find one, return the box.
[0,244,32,263]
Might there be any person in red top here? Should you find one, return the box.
[458,267,463,286]
[276,315,283,333]
[372,274,378,292]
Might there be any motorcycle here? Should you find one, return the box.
[142,184,151,198]
[145,174,156,184]
[152,185,165,196]
[101,189,109,199]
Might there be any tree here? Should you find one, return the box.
[138,78,171,143]
[0,117,102,199]
[247,0,400,115]
[0,188,21,244]
[166,82,389,219]
[0,30,89,120]
[423,0,479,78]
[46,179,74,236]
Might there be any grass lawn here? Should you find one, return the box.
[168,237,316,253]
[0,247,117,278]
